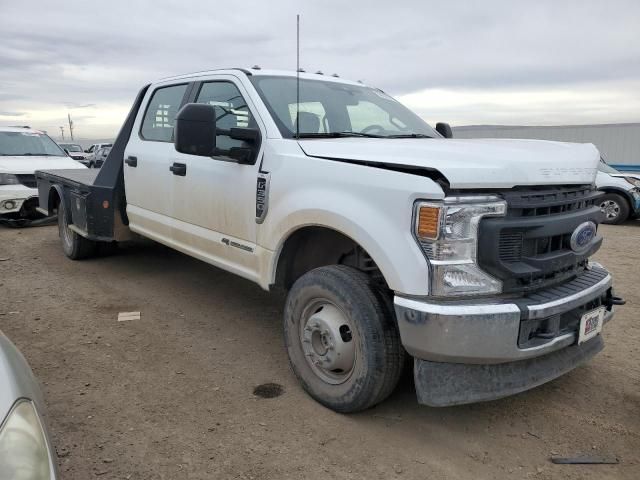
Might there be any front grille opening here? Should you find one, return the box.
[514,260,588,290]
[507,186,600,218]
[518,291,607,348]
[534,233,571,255]
[499,231,523,262]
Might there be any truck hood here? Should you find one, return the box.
[298,138,600,189]
[0,155,86,174]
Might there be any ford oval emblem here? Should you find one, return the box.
[570,221,597,252]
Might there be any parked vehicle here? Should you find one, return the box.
[85,146,111,168]
[57,143,89,166]
[596,158,640,224]
[0,126,85,224]
[35,68,623,412]
[0,329,58,479]
[85,143,112,154]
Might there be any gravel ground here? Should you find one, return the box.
[0,222,638,479]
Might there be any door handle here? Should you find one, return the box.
[169,162,187,176]
[125,156,137,167]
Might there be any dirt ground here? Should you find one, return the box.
[0,222,638,480]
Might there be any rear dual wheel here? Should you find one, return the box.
[57,199,98,259]
[284,265,404,413]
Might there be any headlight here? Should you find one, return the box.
[0,173,21,185]
[0,400,53,480]
[414,196,506,297]
[624,176,640,188]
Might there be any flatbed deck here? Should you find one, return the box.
[37,168,100,187]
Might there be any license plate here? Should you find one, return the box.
[578,307,605,344]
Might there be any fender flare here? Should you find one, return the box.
[47,184,66,215]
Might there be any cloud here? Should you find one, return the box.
[0,0,639,138]
[63,103,97,109]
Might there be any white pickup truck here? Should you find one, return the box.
[35,68,624,412]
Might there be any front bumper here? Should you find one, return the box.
[394,266,614,364]
[0,185,37,215]
[395,266,618,406]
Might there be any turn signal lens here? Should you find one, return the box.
[417,206,440,239]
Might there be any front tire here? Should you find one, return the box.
[284,265,404,413]
[57,199,97,259]
[599,193,630,224]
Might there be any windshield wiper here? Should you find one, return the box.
[296,131,384,139]
[385,133,433,139]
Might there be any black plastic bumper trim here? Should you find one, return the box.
[414,335,604,407]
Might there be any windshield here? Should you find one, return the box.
[60,143,83,152]
[250,75,437,139]
[0,131,67,156]
[599,158,620,174]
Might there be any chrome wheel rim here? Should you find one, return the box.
[600,200,620,220]
[299,300,357,385]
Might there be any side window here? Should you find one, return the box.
[140,84,188,142]
[195,82,255,155]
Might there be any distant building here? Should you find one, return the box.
[453,123,640,172]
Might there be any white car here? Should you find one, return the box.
[0,126,85,224]
[85,143,112,154]
[596,158,640,224]
[58,143,89,165]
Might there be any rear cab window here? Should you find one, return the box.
[140,84,189,142]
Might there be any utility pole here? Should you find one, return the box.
[68,113,74,140]
[59,126,65,140]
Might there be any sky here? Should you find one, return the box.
[1,0,639,141]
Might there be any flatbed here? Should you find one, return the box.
[37,168,99,187]
[35,85,149,242]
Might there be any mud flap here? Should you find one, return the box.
[414,335,604,407]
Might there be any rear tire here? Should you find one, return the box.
[284,265,404,413]
[599,193,630,224]
[57,199,97,259]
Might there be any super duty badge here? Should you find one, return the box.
[256,173,270,224]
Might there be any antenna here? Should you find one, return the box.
[296,14,300,139]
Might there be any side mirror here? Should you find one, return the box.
[174,103,217,156]
[63,148,70,155]
[436,122,453,139]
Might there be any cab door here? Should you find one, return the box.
[123,82,190,242]
[168,76,266,282]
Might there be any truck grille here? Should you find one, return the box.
[16,174,37,188]
[478,186,604,293]
[506,186,600,217]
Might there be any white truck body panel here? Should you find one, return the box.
[122,70,601,297]
[298,137,600,189]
